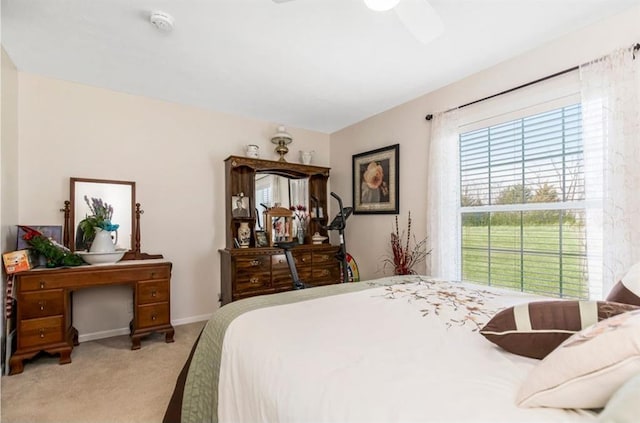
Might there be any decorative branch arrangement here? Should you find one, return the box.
[383,211,430,275]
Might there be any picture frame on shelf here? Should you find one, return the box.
[265,207,294,246]
[231,195,250,218]
[255,230,268,247]
[352,144,399,214]
[16,225,63,250]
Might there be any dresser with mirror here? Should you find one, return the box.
[9,178,173,374]
[219,155,341,305]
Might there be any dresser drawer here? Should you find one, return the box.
[272,253,311,271]
[235,272,272,293]
[137,303,170,328]
[18,265,171,291]
[272,268,312,289]
[137,279,169,305]
[235,255,271,273]
[19,290,65,319]
[312,251,335,265]
[312,264,341,285]
[19,316,64,349]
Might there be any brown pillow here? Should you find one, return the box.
[480,300,638,359]
[606,262,640,306]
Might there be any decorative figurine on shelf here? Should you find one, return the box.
[271,125,293,162]
[237,222,251,248]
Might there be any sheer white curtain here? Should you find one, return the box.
[581,47,640,299]
[426,110,460,280]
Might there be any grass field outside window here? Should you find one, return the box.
[462,217,588,298]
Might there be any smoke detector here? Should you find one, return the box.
[150,11,174,31]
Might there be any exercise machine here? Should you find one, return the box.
[275,192,353,290]
[322,192,353,284]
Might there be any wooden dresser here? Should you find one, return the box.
[219,155,343,305]
[9,259,174,375]
[220,244,340,304]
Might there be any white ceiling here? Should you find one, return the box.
[2,0,638,133]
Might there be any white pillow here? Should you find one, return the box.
[598,372,640,423]
[517,310,640,409]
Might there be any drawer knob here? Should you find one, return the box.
[151,314,157,321]
[38,300,46,311]
[151,290,157,297]
[250,260,261,266]
[279,259,285,264]
[39,328,45,338]
[250,277,259,284]
[39,281,46,289]
[301,257,306,262]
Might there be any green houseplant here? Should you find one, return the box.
[19,225,84,267]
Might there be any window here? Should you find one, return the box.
[459,104,587,298]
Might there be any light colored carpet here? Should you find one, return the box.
[1,321,205,423]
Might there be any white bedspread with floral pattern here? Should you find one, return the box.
[217,276,596,423]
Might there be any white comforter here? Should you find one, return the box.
[218,277,596,422]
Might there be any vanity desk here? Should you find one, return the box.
[9,259,174,375]
[9,177,172,375]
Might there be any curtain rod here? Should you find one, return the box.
[425,42,640,121]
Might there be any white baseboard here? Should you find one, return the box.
[171,313,213,326]
[78,327,131,343]
[77,313,213,343]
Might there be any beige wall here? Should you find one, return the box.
[1,48,19,254]
[1,47,19,360]
[8,4,640,340]
[330,6,640,281]
[16,74,330,340]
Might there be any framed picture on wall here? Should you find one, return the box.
[352,144,399,214]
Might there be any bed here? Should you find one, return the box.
[165,275,608,423]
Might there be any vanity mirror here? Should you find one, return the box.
[63,177,161,260]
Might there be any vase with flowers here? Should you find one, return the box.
[290,204,310,244]
[383,211,430,275]
[77,196,120,251]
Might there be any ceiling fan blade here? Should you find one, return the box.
[272,0,297,3]
[394,0,444,44]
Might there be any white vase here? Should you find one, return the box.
[246,144,259,158]
[90,227,117,253]
[238,222,251,248]
[300,150,314,165]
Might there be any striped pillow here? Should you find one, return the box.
[606,262,640,306]
[480,301,638,359]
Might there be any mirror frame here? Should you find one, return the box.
[68,177,136,254]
